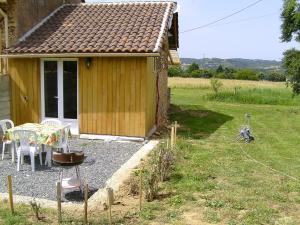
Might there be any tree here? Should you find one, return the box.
[234,68,259,81]
[281,0,300,94]
[216,65,224,73]
[168,65,183,77]
[265,70,286,82]
[186,62,200,75]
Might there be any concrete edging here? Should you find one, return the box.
[88,140,159,207]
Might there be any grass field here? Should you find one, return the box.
[169,77,286,89]
[2,78,300,224]
[134,78,300,224]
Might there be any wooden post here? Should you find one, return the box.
[139,168,143,211]
[7,175,14,214]
[166,138,169,149]
[174,121,178,145]
[56,182,62,223]
[171,126,175,149]
[106,187,113,225]
[84,183,88,225]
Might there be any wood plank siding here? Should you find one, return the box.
[8,58,40,125]
[79,57,156,137]
[8,57,157,137]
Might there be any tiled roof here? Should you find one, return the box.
[6,2,176,55]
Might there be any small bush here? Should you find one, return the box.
[168,66,184,77]
[129,143,176,202]
[234,69,259,80]
[186,62,200,75]
[190,69,202,78]
[29,199,41,221]
[264,71,286,82]
[210,78,223,93]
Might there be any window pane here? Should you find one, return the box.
[63,61,77,119]
[44,61,58,118]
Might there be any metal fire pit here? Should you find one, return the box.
[53,151,85,166]
[53,151,85,199]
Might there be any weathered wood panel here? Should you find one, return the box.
[8,58,40,125]
[0,75,10,120]
[79,57,150,137]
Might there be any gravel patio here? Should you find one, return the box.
[0,138,143,202]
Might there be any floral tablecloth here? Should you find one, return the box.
[3,123,66,147]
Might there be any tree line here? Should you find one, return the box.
[168,63,286,82]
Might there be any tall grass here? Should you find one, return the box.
[205,88,300,106]
[169,77,286,89]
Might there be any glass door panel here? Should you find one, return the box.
[63,61,77,119]
[44,61,58,118]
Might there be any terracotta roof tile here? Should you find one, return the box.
[6,2,176,55]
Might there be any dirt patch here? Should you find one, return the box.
[183,209,226,225]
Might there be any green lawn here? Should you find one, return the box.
[136,82,300,224]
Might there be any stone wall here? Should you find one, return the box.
[0,0,17,48]
[0,74,10,120]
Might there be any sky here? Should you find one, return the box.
[86,0,298,61]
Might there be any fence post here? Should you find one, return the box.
[174,121,178,145]
[139,168,143,211]
[7,175,14,214]
[56,182,62,223]
[84,182,88,225]
[106,187,113,225]
[171,126,175,149]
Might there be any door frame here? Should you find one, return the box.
[40,58,79,133]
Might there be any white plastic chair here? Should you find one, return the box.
[41,119,62,166]
[41,119,62,126]
[13,130,42,172]
[45,124,71,167]
[0,119,15,162]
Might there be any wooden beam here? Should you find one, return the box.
[0,7,8,48]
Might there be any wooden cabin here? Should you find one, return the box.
[2,2,180,137]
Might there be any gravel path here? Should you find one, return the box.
[0,138,143,202]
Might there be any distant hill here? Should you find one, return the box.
[181,58,282,70]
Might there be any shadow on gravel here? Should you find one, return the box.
[169,104,233,139]
[64,188,98,202]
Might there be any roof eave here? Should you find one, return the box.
[1,52,160,58]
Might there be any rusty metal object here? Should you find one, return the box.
[53,151,84,166]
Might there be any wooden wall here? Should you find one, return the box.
[7,56,157,137]
[9,58,40,125]
[79,57,157,137]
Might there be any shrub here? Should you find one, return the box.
[224,67,236,79]
[234,69,259,80]
[264,71,286,82]
[129,143,176,202]
[214,72,226,79]
[201,69,214,78]
[210,78,223,93]
[186,62,200,75]
[168,65,184,77]
[190,69,202,78]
